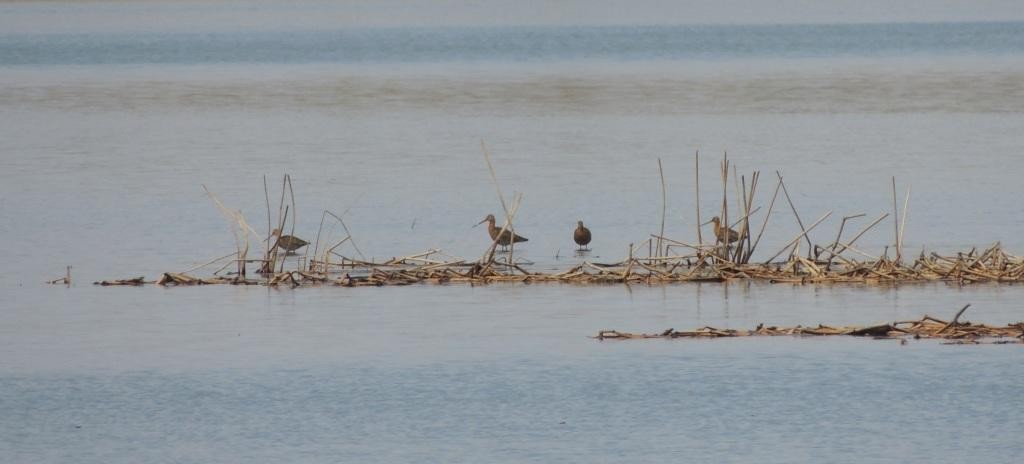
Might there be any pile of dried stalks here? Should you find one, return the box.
[90,152,1024,288]
[595,305,1024,344]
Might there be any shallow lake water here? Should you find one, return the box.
[2,1,1023,462]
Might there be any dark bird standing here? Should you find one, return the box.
[702,216,740,244]
[270,228,309,254]
[476,214,528,251]
[573,220,591,251]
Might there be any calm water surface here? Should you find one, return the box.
[1,1,1023,462]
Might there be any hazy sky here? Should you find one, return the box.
[1,0,1022,34]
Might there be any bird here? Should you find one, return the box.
[476,214,528,251]
[270,228,309,254]
[702,216,740,244]
[573,220,591,251]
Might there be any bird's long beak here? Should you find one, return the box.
[700,219,713,226]
[473,218,487,228]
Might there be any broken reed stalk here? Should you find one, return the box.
[202,184,260,278]
[478,193,524,270]
[324,209,365,260]
[649,234,706,252]
[481,140,526,263]
[776,171,813,256]
[719,153,729,260]
[741,173,758,262]
[819,213,889,263]
[657,157,666,257]
[271,174,288,273]
[264,175,272,273]
[481,140,521,260]
[731,171,746,263]
[891,177,900,262]
[309,192,368,271]
[828,214,866,255]
[203,184,243,268]
[481,140,511,222]
[273,206,289,273]
[694,150,702,248]
[726,207,761,233]
[732,166,748,251]
[749,176,781,262]
[312,209,329,268]
[937,304,971,334]
[323,236,351,264]
[734,171,759,263]
[238,213,251,279]
[898,185,911,263]
[286,175,314,269]
[180,252,237,274]
[763,211,833,263]
[48,266,72,285]
[823,213,865,267]
[284,175,299,274]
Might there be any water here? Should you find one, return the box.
[5,22,1024,65]
[2,1,1024,462]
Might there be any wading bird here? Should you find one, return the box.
[476,214,528,251]
[702,216,740,244]
[573,220,592,251]
[270,228,309,254]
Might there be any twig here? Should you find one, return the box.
[657,158,667,256]
[819,213,889,262]
[822,213,865,265]
[898,185,911,263]
[776,171,813,254]
[719,153,729,258]
[937,304,971,334]
[264,175,271,272]
[180,252,238,274]
[763,211,833,263]
[324,209,366,260]
[892,177,899,262]
[694,150,702,248]
[749,176,781,261]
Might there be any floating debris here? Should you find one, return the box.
[94,276,146,286]
[594,305,1024,344]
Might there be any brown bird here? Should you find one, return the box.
[270,228,309,254]
[476,214,528,251]
[573,220,591,251]
[701,216,740,244]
